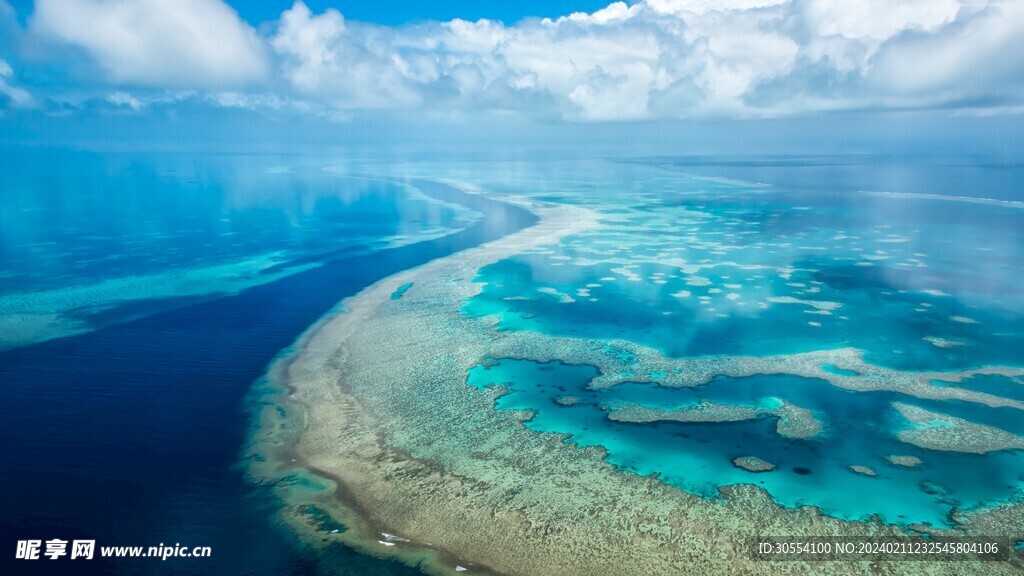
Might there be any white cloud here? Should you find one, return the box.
[646,0,789,17]
[258,0,1024,119]
[804,0,962,41]
[559,2,639,25]
[867,2,1024,101]
[271,2,420,108]
[501,22,663,119]
[10,0,1024,120]
[31,0,268,88]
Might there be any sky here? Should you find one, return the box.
[3,1,619,26]
[233,1,619,26]
[1,0,1024,151]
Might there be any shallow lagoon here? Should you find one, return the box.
[456,158,1024,531]
[464,178,1024,372]
[468,358,1024,528]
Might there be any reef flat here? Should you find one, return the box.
[893,403,1024,454]
[249,186,1024,575]
[569,347,1024,410]
[608,400,761,424]
[849,465,878,477]
[733,456,776,473]
[607,398,822,440]
[887,455,923,468]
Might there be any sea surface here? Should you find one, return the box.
[456,157,1024,529]
[1,149,1022,573]
[0,149,533,575]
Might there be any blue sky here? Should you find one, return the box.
[233,1,617,25]
[2,0,1024,133]
[5,0,617,25]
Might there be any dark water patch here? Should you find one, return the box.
[71,293,227,327]
[391,282,414,300]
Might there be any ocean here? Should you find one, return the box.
[2,149,1022,574]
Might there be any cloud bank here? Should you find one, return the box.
[5,0,1024,120]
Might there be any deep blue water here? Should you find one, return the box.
[4,151,1023,574]
[0,151,536,575]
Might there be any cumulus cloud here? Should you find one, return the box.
[260,0,1024,120]
[804,0,962,41]
[31,0,268,88]
[866,3,1024,105]
[271,2,421,108]
[9,0,1024,120]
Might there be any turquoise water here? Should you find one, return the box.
[455,159,1024,529]
[468,358,1024,528]
[463,179,1024,372]
[391,282,415,300]
[4,151,1023,573]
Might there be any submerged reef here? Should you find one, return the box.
[608,401,759,424]
[554,395,581,406]
[849,465,878,477]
